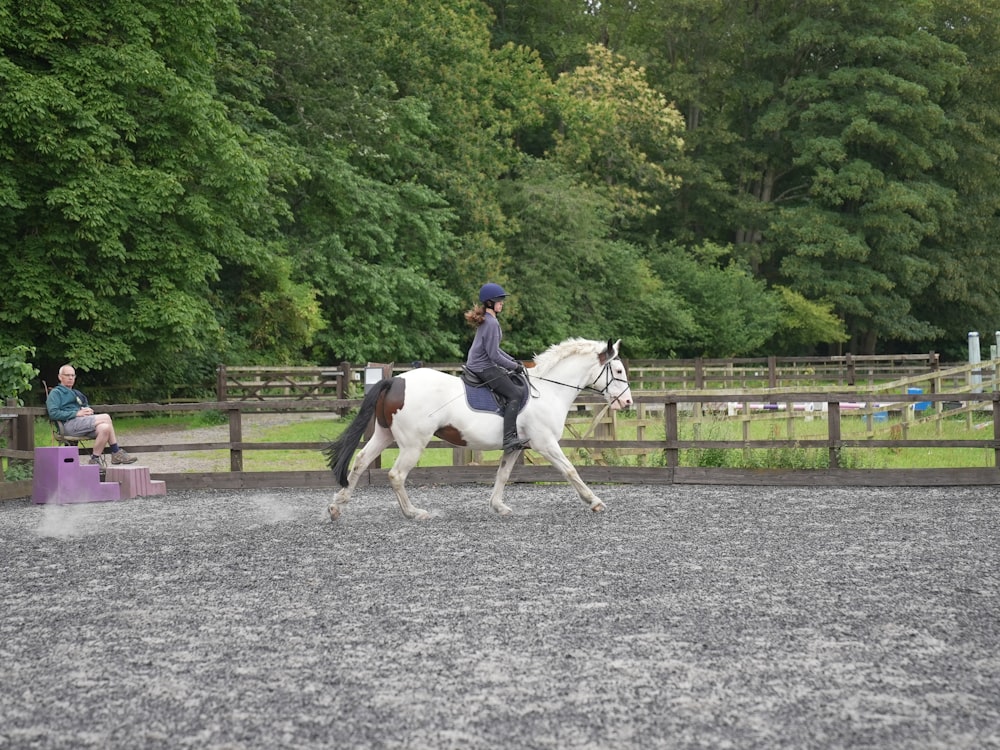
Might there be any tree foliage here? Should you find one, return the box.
[615,0,996,354]
[0,344,39,404]
[0,0,320,389]
[3,0,1000,394]
[550,44,685,224]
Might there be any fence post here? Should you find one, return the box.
[664,399,678,469]
[969,331,982,393]
[7,397,34,474]
[768,355,777,388]
[846,353,855,386]
[828,401,841,469]
[363,363,393,469]
[338,361,352,417]
[993,339,1000,391]
[216,364,227,402]
[994,393,1000,470]
[741,401,751,463]
[228,405,243,472]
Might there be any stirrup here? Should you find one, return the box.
[503,437,529,453]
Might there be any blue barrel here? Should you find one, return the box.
[907,387,930,411]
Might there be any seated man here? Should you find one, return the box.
[46,365,137,467]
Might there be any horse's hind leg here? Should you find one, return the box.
[329,426,394,520]
[388,443,431,520]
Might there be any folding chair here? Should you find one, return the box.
[42,380,97,453]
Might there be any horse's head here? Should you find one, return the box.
[597,339,633,410]
[532,337,634,410]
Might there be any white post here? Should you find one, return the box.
[996,331,1000,390]
[969,331,982,393]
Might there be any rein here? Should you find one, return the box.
[528,359,627,400]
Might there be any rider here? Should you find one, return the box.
[465,282,529,453]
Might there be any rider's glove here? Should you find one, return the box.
[514,363,526,375]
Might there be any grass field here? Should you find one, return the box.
[672,412,998,470]
[158,409,1000,471]
[9,407,996,480]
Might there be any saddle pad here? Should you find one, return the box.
[463,374,531,415]
[464,383,503,414]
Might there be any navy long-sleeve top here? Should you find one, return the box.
[466,314,519,373]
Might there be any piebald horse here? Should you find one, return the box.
[323,338,633,520]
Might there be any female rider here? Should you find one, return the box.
[464,283,529,453]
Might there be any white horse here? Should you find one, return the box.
[323,338,633,520]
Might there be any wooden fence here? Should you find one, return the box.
[214,353,949,402]
[3,355,1000,501]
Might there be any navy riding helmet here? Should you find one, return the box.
[479,282,508,305]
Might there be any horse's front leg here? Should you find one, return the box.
[530,441,605,512]
[488,450,522,516]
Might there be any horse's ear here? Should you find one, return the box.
[600,338,620,363]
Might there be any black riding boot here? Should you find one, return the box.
[501,403,528,453]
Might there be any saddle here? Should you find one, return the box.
[460,367,530,415]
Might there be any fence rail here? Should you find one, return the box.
[23,352,977,405]
[4,357,1000,500]
[214,354,952,402]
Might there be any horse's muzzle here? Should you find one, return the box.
[610,391,633,410]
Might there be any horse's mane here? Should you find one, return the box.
[531,338,603,376]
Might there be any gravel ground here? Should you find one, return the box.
[2,484,999,749]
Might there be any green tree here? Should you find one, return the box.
[364,0,552,303]
[550,44,686,228]
[237,0,463,362]
[496,159,678,356]
[651,2,973,353]
[486,0,600,76]
[596,0,752,249]
[649,242,782,357]
[0,0,319,388]
[756,2,965,352]
[0,345,39,404]
[913,0,1000,354]
[238,0,562,361]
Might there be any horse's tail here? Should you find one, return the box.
[322,379,393,487]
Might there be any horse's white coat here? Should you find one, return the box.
[328,338,633,520]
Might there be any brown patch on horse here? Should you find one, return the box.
[434,425,467,446]
[375,377,406,428]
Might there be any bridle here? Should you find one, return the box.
[527,358,629,405]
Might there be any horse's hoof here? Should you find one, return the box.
[493,504,513,517]
[590,502,605,513]
[328,504,341,521]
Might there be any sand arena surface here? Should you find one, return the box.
[1,484,999,749]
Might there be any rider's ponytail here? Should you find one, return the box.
[464,305,486,328]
